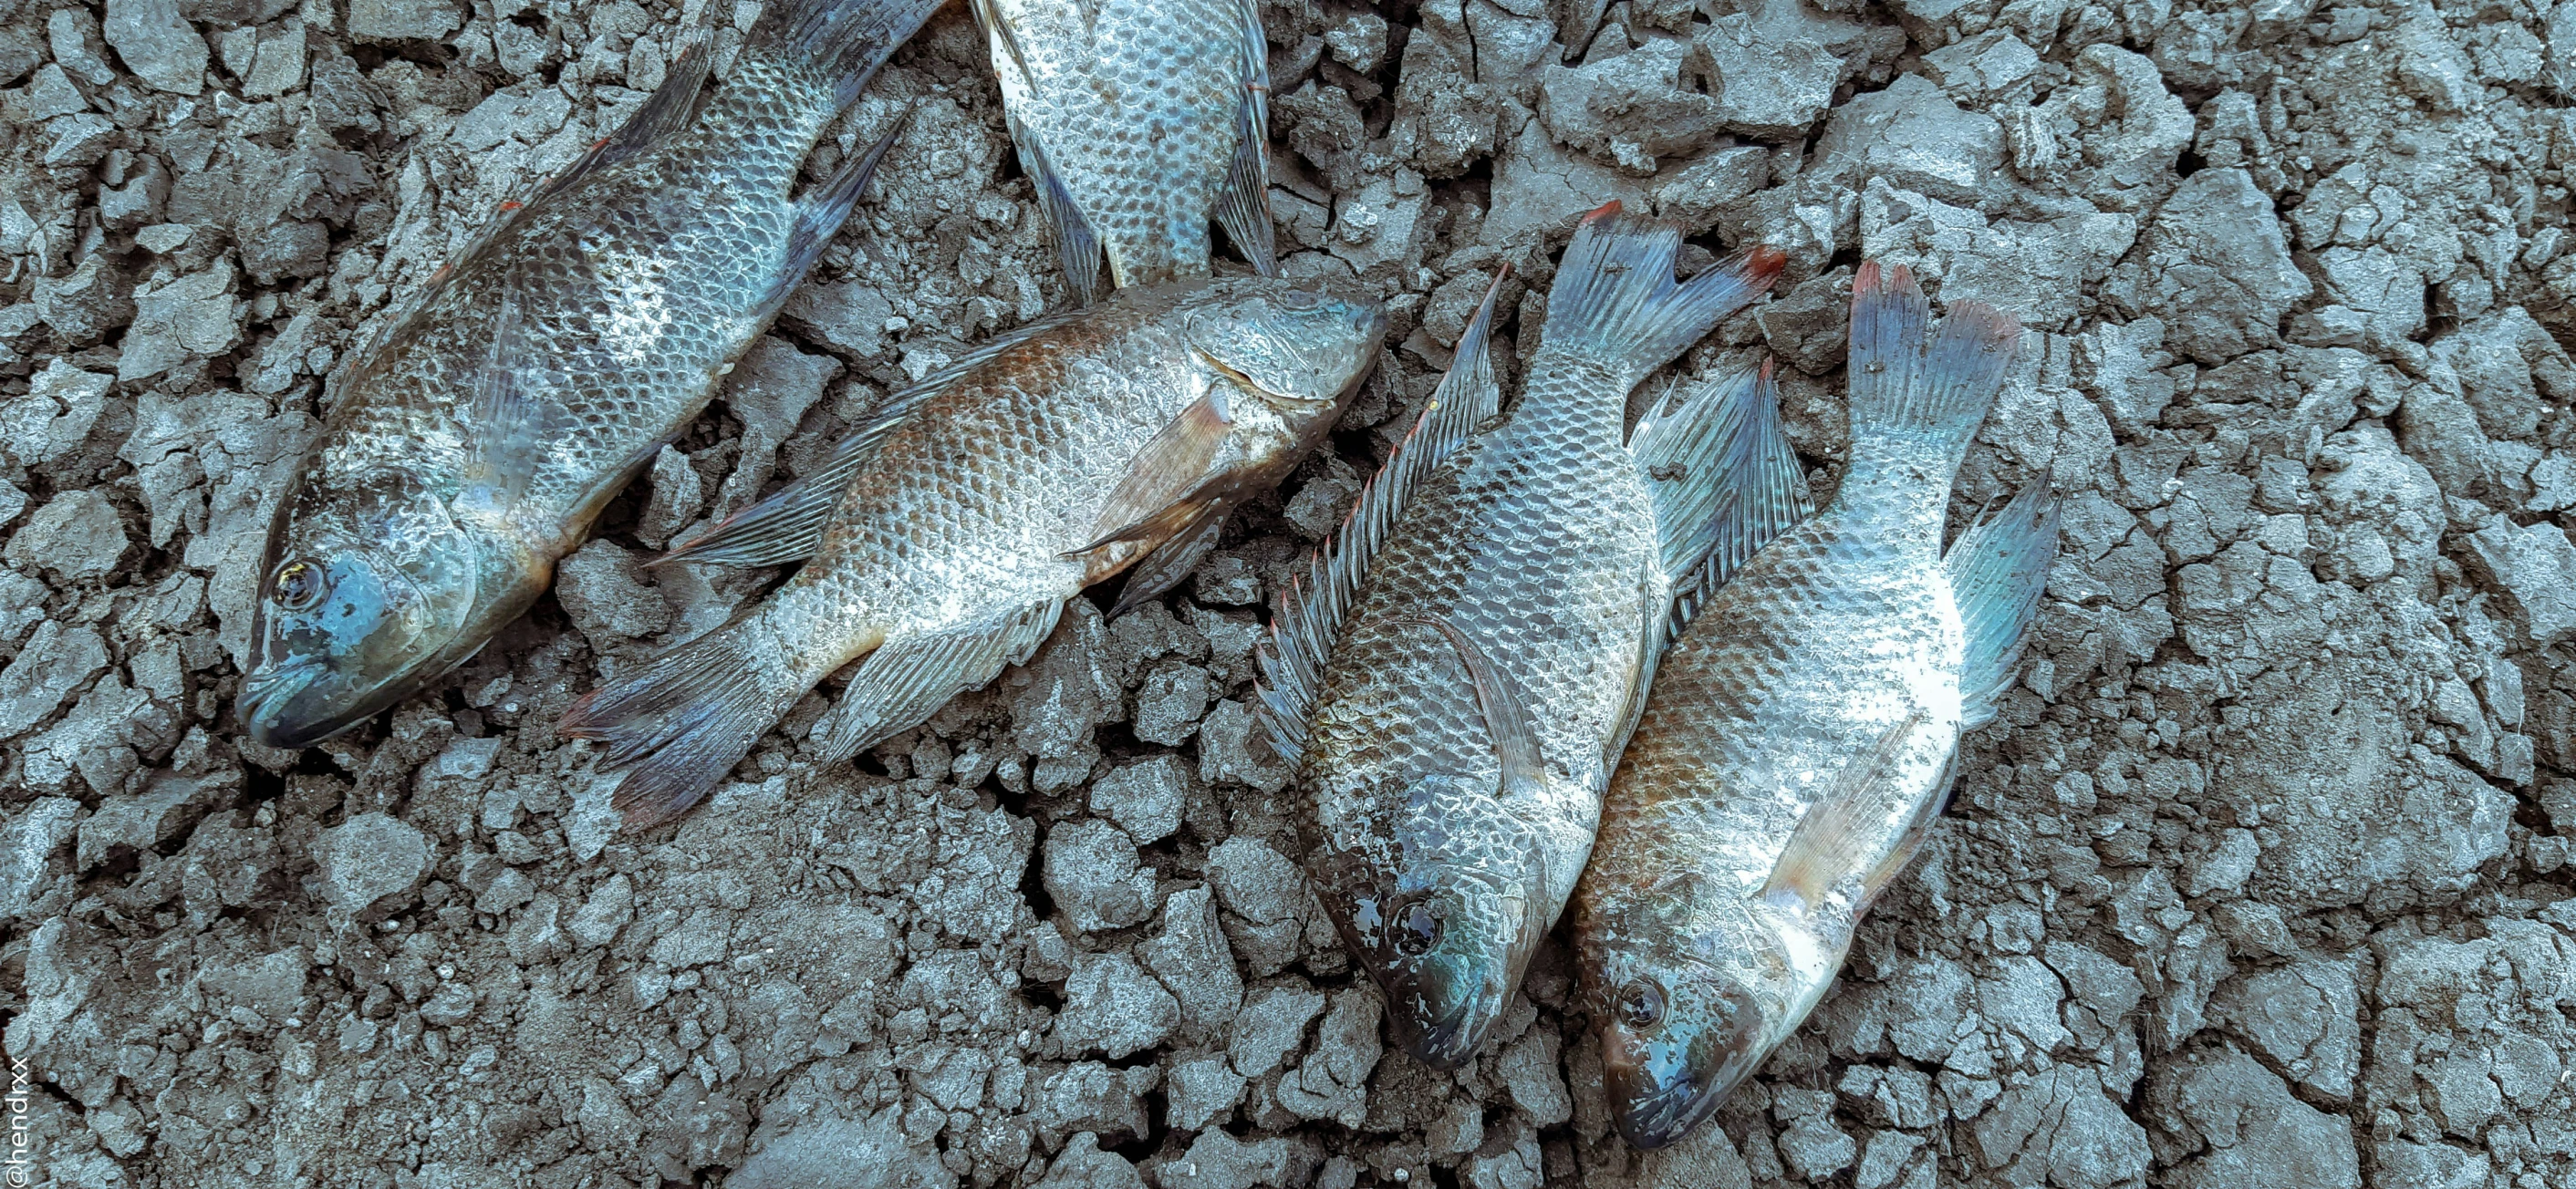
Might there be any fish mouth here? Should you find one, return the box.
[238,656,376,749]
[1605,1049,1731,1150]
[1393,995,1490,1070]
[1381,946,1520,1070]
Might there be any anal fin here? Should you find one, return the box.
[1213,0,1277,277]
[754,119,904,320]
[1011,116,1104,305]
[1640,358,1815,640]
[1946,473,2059,730]
[815,597,1068,760]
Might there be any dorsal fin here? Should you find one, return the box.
[1254,269,1508,764]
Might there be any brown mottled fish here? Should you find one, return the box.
[237,0,940,748]
[1574,263,2059,1149]
[1256,205,1788,1068]
[565,277,1387,827]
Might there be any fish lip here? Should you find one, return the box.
[236,656,381,749]
[1394,998,1490,1070]
[1604,1051,1729,1150]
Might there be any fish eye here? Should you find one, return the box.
[1616,977,1666,1030]
[1393,897,1442,956]
[1277,288,1323,311]
[273,560,327,611]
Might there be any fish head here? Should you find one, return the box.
[241,467,514,747]
[1186,282,1388,417]
[1589,878,1814,1149]
[1341,773,1550,1069]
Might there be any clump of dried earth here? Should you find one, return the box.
[7,0,2576,1184]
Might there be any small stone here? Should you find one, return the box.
[1227,985,1324,1079]
[1652,145,1770,236]
[346,0,462,40]
[1090,753,1189,844]
[7,65,89,122]
[4,490,130,584]
[1205,836,1314,976]
[556,540,671,642]
[2464,520,2576,645]
[104,0,208,94]
[1161,1128,1319,1189]
[313,812,432,916]
[1036,1132,1148,1189]
[0,621,109,739]
[729,1112,947,1189]
[48,10,119,86]
[1808,74,2005,206]
[118,262,244,383]
[1132,661,1211,745]
[0,798,80,923]
[1137,886,1243,1039]
[1054,951,1181,1060]
[1044,818,1157,933]
[135,223,193,254]
[1164,1054,1247,1132]
[240,219,330,285]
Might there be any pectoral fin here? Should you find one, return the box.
[460,278,559,517]
[1064,389,1235,560]
[1410,617,1546,803]
[1108,503,1227,617]
[1757,710,1936,917]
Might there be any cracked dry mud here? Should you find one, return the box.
[5,0,2576,1184]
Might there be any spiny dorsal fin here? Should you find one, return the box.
[1254,269,1508,764]
[1758,708,1932,917]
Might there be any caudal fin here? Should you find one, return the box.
[1846,262,2020,478]
[1537,203,1784,390]
[746,0,944,109]
[1946,474,2059,730]
[560,615,813,829]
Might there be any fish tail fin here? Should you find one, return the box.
[745,0,942,109]
[1946,472,2059,730]
[1845,261,2021,479]
[559,604,832,829]
[1537,202,1784,391]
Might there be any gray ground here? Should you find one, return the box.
[5,0,2576,1184]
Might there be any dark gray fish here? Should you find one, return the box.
[1257,205,1785,1068]
[238,0,940,748]
[566,277,1387,828]
[1574,262,2060,1149]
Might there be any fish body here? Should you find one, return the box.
[1258,207,1783,1068]
[1574,263,2058,1149]
[971,0,1273,301]
[238,0,940,748]
[566,277,1387,827]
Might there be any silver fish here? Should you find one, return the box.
[1257,205,1785,1068]
[236,0,939,748]
[1573,262,2060,1149]
[565,277,1387,827]
[970,0,1274,302]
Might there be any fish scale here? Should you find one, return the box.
[239,0,943,750]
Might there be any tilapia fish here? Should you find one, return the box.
[971,0,1274,302]
[1574,263,2061,1149]
[1257,205,1784,1068]
[236,0,940,748]
[565,277,1387,827]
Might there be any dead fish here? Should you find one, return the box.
[1572,262,2060,1149]
[236,0,940,749]
[971,0,1274,302]
[1257,205,1785,1068]
[564,277,1387,828]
